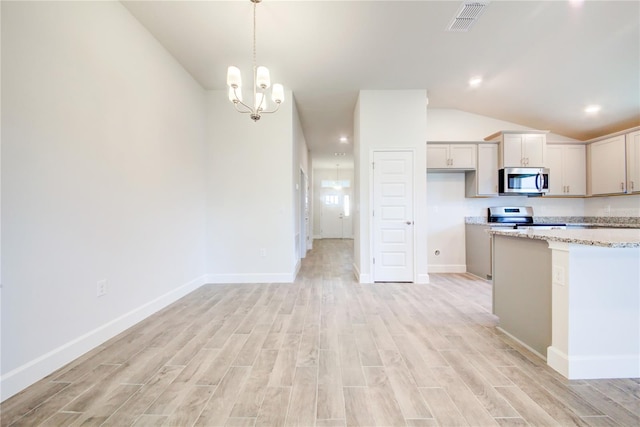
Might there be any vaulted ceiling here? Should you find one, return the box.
[122,0,640,168]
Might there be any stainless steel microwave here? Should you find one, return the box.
[498,167,549,196]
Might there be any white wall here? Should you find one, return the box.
[1,1,207,400]
[206,90,298,283]
[355,90,428,283]
[425,108,638,272]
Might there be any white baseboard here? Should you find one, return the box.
[354,263,372,284]
[547,346,640,379]
[416,273,430,284]
[1,275,208,402]
[428,264,467,273]
[206,272,295,284]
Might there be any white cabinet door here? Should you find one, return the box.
[523,134,546,167]
[450,144,476,168]
[476,144,498,195]
[563,145,586,195]
[426,145,450,169]
[501,133,546,167]
[627,130,640,193]
[546,145,564,196]
[427,144,476,169]
[590,135,626,195]
[547,145,586,196]
[503,134,524,167]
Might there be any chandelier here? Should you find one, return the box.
[226,0,284,122]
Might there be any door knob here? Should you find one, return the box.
[406,221,413,225]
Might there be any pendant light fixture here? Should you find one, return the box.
[227,0,284,122]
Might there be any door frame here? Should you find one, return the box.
[370,148,417,283]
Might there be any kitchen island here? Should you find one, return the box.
[489,228,640,380]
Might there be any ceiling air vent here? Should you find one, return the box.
[446,1,489,32]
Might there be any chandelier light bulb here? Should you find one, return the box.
[272,84,284,104]
[227,66,242,88]
[256,66,271,89]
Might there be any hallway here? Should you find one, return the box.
[2,239,638,426]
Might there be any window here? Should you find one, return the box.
[324,195,339,205]
[321,180,351,189]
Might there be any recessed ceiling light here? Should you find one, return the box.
[469,76,483,87]
[339,136,348,143]
[584,105,601,114]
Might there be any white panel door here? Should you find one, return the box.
[373,151,414,282]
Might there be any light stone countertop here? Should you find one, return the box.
[465,216,640,228]
[487,227,640,248]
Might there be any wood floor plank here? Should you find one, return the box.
[434,354,519,418]
[498,365,592,426]
[430,366,501,425]
[229,350,279,418]
[195,366,251,426]
[197,334,248,386]
[102,365,184,426]
[285,379,316,426]
[362,367,405,426]
[495,386,561,426]
[343,387,376,427]
[379,350,432,419]
[419,387,470,427]
[255,387,291,427]
[163,385,215,426]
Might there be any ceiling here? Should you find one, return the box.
[121,0,640,169]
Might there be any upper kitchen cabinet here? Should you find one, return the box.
[465,143,499,197]
[485,130,548,168]
[546,144,586,196]
[427,143,476,170]
[588,135,627,195]
[626,130,640,193]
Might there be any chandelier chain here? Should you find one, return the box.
[252,0,257,70]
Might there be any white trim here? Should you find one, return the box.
[206,273,295,284]
[1,275,207,401]
[427,264,466,273]
[416,273,430,284]
[547,346,640,379]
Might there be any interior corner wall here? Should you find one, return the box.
[355,90,428,284]
[1,1,207,400]
[293,98,311,263]
[205,90,297,283]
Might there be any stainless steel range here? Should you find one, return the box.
[488,206,567,230]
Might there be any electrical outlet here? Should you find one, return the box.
[97,279,107,297]
[260,248,267,257]
[552,265,565,286]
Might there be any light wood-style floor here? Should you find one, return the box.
[2,239,639,426]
